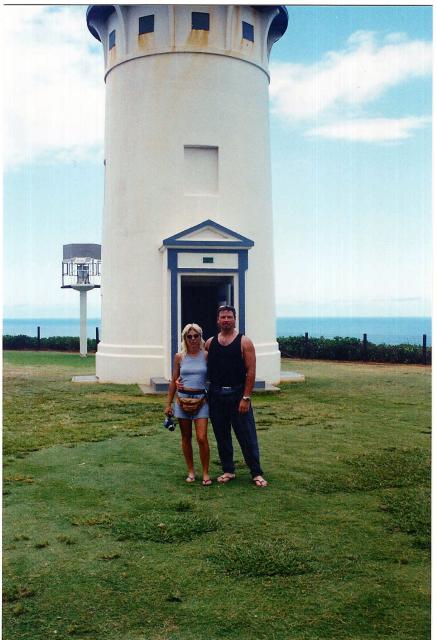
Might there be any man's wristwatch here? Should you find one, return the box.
[242,396,251,402]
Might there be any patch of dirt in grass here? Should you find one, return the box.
[165,593,183,603]
[254,408,277,415]
[4,475,35,484]
[3,584,35,603]
[99,552,121,561]
[255,405,342,431]
[110,511,218,543]
[11,603,26,617]
[309,447,429,493]
[66,622,97,636]
[34,541,49,549]
[71,513,112,527]
[209,538,314,577]
[84,393,144,402]
[3,366,48,379]
[126,428,159,438]
[56,535,77,546]
[380,486,430,549]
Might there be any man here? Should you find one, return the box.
[205,305,268,487]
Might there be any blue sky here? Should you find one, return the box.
[3,4,432,318]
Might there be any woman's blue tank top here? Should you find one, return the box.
[180,351,207,389]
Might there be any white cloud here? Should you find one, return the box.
[270,30,432,141]
[307,116,431,142]
[4,6,105,168]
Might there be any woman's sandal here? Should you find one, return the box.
[202,478,212,486]
[185,475,196,483]
[217,473,236,484]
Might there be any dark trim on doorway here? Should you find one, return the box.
[167,248,250,364]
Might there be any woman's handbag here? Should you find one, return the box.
[176,389,207,415]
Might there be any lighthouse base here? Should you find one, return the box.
[96,341,281,386]
[96,343,166,384]
[253,342,282,386]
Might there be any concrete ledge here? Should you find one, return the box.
[71,371,305,390]
[139,383,166,395]
[139,380,284,395]
[150,377,170,393]
[72,375,99,383]
[256,383,280,392]
[254,379,266,389]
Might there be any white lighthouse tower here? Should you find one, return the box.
[87,4,288,386]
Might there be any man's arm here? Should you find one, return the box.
[239,336,256,413]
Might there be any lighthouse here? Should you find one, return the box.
[87,4,288,386]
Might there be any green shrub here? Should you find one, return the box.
[3,335,97,352]
[278,335,431,364]
[3,333,431,363]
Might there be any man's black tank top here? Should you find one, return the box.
[207,333,247,387]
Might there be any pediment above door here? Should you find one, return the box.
[161,219,254,249]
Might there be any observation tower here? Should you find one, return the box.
[61,243,101,357]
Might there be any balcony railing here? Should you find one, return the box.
[62,259,101,288]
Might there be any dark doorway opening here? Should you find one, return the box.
[181,275,234,340]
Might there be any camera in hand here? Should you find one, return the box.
[163,414,176,431]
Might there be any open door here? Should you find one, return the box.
[181,275,234,339]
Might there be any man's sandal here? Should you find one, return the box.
[252,476,268,487]
[202,478,212,486]
[217,473,236,483]
[185,475,196,483]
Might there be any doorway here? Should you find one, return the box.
[181,275,234,340]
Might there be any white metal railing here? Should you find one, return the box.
[62,259,101,288]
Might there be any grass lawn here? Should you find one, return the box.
[3,351,431,640]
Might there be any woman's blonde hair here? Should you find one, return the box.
[180,323,205,356]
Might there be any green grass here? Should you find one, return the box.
[3,351,431,640]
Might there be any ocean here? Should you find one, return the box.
[3,317,432,346]
[3,319,102,340]
[276,317,431,346]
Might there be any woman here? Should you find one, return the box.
[165,323,211,486]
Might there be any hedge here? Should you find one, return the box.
[3,335,97,352]
[3,334,431,364]
[277,335,431,365]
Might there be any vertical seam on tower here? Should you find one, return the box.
[114,5,127,57]
[225,6,234,51]
[168,5,175,48]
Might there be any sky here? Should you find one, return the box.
[3,3,433,319]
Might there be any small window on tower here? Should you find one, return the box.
[139,15,154,35]
[192,12,209,31]
[242,21,254,42]
[109,30,116,49]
